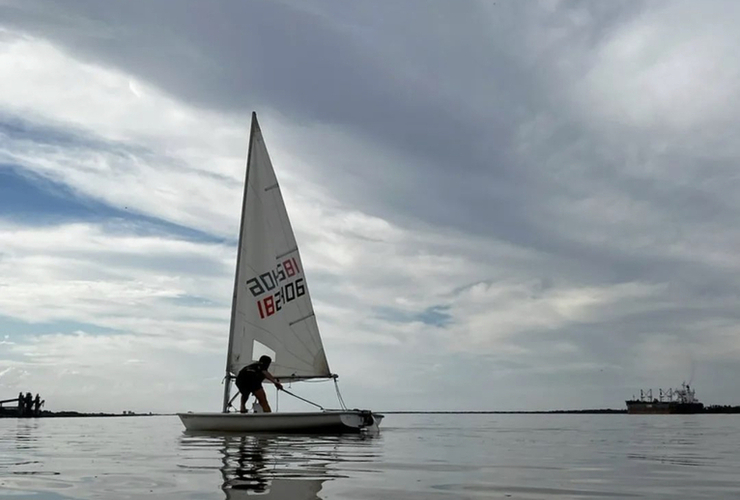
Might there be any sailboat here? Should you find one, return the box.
[178,113,383,433]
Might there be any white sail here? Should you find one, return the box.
[226,113,331,382]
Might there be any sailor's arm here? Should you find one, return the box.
[263,371,283,390]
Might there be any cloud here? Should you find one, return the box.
[0,34,254,238]
[577,1,740,133]
[2,1,740,412]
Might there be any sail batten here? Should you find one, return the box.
[224,113,331,386]
[276,248,298,260]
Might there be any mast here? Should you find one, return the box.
[222,112,258,413]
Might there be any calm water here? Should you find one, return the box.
[1,414,739,499]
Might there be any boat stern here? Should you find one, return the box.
[336,410,383,432]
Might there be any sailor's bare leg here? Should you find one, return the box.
[254,388,272,413]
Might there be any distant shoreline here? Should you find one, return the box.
[382,406,740,414]
[380,409,628,414]
[0,411,167,419]
[2,406,739,418]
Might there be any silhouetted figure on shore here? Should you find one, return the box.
[24,393,32,417]
[17,392,24,416]
[33,394,43,416]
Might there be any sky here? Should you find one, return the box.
[1,0,740,413]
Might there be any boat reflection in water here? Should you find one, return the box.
[220,436,324,499]
[180,431,381,499]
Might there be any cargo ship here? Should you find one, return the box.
[625,382,704,414]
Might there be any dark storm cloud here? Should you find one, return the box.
[0,0,710,243]
[0,1,646,247]
[4,0,740,407]
[0,113,229,242]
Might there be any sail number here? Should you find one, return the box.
[257,278,306,319]
[246,257,306,319]
[246,257,301,297]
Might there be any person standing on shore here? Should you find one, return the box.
[24,393,32,417]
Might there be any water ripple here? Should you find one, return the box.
[0,415,739,499]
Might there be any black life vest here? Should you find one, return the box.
[242,361,267,382]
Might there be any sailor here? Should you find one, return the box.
[235,355,283,413]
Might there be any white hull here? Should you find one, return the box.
[178,410,383,434]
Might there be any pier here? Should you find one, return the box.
[0,392,44,417]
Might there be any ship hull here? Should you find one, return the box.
[625,401,704,414]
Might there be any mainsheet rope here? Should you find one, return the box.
[281,388,325,410]
[225,376,348,412]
